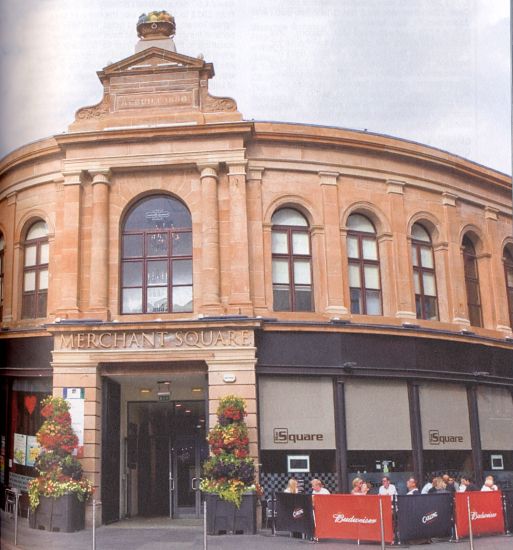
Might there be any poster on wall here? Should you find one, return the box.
[13,433,27,465]
[64,388,85,458]
[25,435,41,467]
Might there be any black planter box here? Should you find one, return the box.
[29,494,85,532]
[206,493,257,535]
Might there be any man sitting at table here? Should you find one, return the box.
[311,479,330,495]
[378,476,397,496]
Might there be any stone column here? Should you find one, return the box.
[433,241,450,323]
[386,180,416,319]
[246,166,267,315]
[442,193,469,325]
[198,164,222,314]
[88,169,111,319]
[57,171,84,317]
[2,193,16,321]
[377,232,396,317]
[319,172,348,316]
[484,207,511,334]
[227,162,252,314]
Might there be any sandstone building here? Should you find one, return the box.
[1,15,512,523]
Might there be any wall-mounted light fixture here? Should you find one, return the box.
[223,373,236,383]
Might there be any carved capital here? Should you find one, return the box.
[89,169,112,186]
[386,179,406,195]
[197,164,219,180]
[247,166,265,182]
[62,170,86,186]
[319,171,339,186]
[442,192,458,207]
[484,206,499,221]
[227,161,247,177]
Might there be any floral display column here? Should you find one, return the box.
[200,395,259,534]
[28,396,93,532]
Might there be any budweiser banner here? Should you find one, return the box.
[275,492,315,538]
[454,491,505,538]
[312,494,393,543]
[396,494,453,543]
[503,489,513,532]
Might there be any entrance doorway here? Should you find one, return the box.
[126,400,208,518]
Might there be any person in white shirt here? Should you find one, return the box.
[481,475,498,492]
[406,477,420,495]
[378,476,397,496]
[311,479,330,495]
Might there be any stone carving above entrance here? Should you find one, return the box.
[55,328,254,351]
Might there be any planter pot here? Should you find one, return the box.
[29,494,85,532]
[205,493,257,535]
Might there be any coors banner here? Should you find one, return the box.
[396,494,453,543]
[274,492,315,538]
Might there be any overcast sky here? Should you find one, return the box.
[0,0,510,175]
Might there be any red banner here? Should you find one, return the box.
[312,494,393,543]
[454,491,504,538]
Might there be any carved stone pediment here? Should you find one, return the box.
[98,47,210,81]
[70,47,241,131]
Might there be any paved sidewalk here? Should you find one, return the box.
[1,512,513,549]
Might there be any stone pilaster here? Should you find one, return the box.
[56,171,85,317]
[442,193,469,325]
[246,166,267,315]
[484,207,511,334]
[88,169,111,319]
[2,193,16,322]
[319,172,347,316]
[386,180,416,319]
[198,164,222,314]
[227,162,252,314]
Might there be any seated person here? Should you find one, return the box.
[311,478,330,495]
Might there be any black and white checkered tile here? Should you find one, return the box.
[260,472,338,498]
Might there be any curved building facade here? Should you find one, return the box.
[1,21,512,522]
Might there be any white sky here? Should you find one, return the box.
[0,0,510,175]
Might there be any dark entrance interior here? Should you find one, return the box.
[127,400,208,518]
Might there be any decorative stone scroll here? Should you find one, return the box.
[203,94,238,112]
[75,95,110,120]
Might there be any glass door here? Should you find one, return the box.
[171,436,202,518]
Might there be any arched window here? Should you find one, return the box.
[0,233,4,321]
[271,208,313,311]
[121,196,192,314]
[462,235,482,327]
[504,245,513,329]
[22,221,49,319]
[347,214,382,315]
[411,223,438,320]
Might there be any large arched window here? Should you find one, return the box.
[411,223,438,320]
[22,221,49,319]
[462,235,482,327]
[504,244,513,329]
[0,233,4,321]
[121,195,192,314]
[347,214,382,315]
[271,208,313,311]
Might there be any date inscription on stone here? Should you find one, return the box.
[116,91,193,110]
